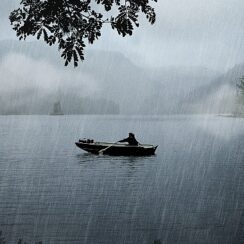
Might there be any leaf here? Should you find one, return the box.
[43,28,48,42]
[37,28,43,39]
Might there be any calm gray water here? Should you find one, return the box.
[0,115,244,244]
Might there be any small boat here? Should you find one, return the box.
[50,101,64,115]
[75,139,158,156]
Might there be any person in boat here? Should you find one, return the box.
[119,133,139,146]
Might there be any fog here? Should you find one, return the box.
[0,1,244,114]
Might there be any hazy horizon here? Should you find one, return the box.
[0,1,244,115]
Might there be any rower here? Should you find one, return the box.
[118,133,139,146]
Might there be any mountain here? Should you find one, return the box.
[181,63,244,114]
[141,66,220,114]
[0,40,224,114]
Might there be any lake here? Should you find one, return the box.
[0,115,243,243]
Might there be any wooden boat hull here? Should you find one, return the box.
[75,142,158,156]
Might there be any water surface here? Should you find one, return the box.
[0,115,243,243]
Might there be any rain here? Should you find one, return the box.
[0,0,244,243]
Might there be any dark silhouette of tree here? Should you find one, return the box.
[235,76,244,115]
[9,0,157,67]
[236,76,244,95]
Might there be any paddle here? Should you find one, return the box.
[99,141,120,155]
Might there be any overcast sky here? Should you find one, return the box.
[1,0,244,71]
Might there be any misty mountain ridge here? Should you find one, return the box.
[0,40,242,114]
[181,62,244,114]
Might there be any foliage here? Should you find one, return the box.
[236,76,244,95]
[9,0,157,67]
[235,76,244,114]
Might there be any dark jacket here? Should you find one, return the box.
[119,135,139,146]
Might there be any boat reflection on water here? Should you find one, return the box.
[76,152,157,167]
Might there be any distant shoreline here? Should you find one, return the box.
[218,114,244,118]
[0,113,244,117]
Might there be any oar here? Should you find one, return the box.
[99,141,119,155]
